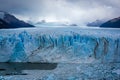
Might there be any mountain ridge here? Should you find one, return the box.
[87,20,105,27]
[100,17,120,28]
[0,11,34,29]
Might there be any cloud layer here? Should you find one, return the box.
[0,0,120,24]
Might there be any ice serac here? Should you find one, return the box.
[0,27,120,63]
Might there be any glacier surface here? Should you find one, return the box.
[0,27,120,63]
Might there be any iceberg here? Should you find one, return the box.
[0,27,120,63]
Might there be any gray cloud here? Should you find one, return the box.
[0,0,120,24]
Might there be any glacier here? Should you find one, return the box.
[0,27,120,63]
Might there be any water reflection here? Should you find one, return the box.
[0,62,57,75]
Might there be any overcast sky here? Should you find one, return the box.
[0,0,120,24]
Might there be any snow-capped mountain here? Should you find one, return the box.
[0,11,34,29]
[0,12,5,19]
[100,17,120,28]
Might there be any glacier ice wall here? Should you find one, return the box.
[0,27,120,63]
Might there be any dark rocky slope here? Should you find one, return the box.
[0,11,34,29]
[100,17,120,28]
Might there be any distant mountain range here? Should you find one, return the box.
[0,11,34,29]
[1,11,119,29]
[34,20,78,27]
[100,17,120,28]
[87,20,105,27]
